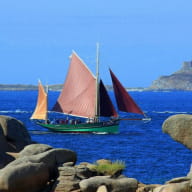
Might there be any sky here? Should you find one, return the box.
[0,0,192,87]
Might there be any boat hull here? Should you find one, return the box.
[37,121,119,133]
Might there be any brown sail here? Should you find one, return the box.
[30,81,48,120]
[99,79,118,117]
[109,69,144,115]
[53,51,97,118]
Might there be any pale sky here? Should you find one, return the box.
[0,0,192,87]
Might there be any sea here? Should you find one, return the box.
[0,90,191,184]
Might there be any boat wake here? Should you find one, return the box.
[93,132,109,135]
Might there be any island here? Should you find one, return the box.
[149,61,192,90]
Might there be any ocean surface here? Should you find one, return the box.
[0,90,191,184]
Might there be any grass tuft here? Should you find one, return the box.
[90,160,126,176]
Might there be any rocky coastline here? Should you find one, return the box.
[149,61,192,90]
[2,61,192,92]
[0,84,146,92]
[0,115,191,192]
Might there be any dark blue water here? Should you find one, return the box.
[0,90,191,184]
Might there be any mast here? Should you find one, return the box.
[95,43,100,121]
[45,84,49,123]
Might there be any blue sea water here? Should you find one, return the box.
[0,90,191,184]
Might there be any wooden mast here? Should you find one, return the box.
[95,43,100,122]
[45,84,48,124]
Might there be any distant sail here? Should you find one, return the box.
[52,51,97,118]
[109,69,144,115]
[30,81,48,120]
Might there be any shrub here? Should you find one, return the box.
[89,160,126,176]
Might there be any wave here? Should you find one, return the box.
[151,111,190,114]
[93,132,109,135]
[0,110,191,118]
[29,130,51,134]
[0,109,31,114]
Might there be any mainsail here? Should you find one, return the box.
[53,51,117,119]
[109,69,144,115]
[52,51,96,118]
[30,81,48,120]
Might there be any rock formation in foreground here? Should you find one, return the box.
[0,115,33,168]
[0,115,192,192]
[150,61,192,90]
[162,114,192,150]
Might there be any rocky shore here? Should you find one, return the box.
[0,115,191,192]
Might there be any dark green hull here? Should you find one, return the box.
[37,121,119,133]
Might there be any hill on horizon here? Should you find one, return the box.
[149,61,192,90]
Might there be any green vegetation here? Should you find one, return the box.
[89,160,126,176]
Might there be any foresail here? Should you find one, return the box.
[99,80,118,117]
[109,69,144,115]
[30,81,48,120]
[52,51,97,118]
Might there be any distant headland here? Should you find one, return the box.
[0,84,37,91]
[0,84,63,91]
[149,61,192,90]
[0,84,144,91]
[1,61,192,91]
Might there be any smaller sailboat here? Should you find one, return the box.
[31,48,147,133]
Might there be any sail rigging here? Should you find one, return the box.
[109,69,144,115]
[30,80,48,120]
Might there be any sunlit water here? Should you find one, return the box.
[0,90,191,184]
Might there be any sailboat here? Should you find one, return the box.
[31,48,146,133]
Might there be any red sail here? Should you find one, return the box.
[31,81,48,120]
[53,51,97,118]
[109,69,144,115]
[99,79,118,117]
